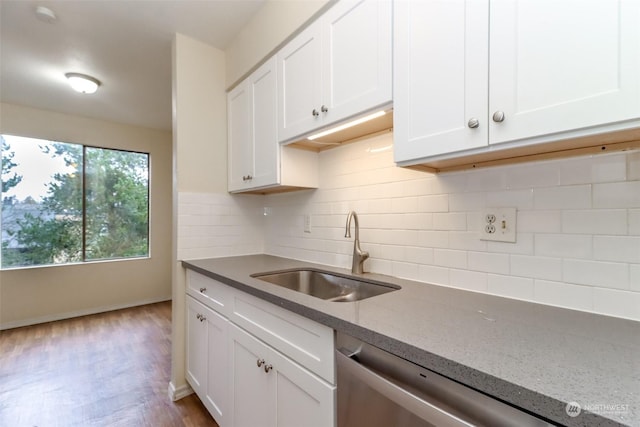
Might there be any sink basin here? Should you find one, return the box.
[251,268,400,302]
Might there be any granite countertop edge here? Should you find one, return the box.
[182,256,637,427]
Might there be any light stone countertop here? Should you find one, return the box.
[183,255,640,427]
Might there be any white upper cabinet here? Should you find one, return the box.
[489,0,640,145]
[228,57,318,193]
[394,0,640,165]
[278,0,393,143]
[277,24,323,143]
[394,0,489,161]
[228,58,278,192]
[228,80,253,191]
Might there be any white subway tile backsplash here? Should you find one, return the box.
[465,170,507,192]
[392,261,420,281]
[487,274,534,300]
[562,210,627,235]
[517,210,562,233]
[510,255,563,281]
[563,259,629,290]
[505,162,560,189]
[449,231,488,251]
[533,185,591,210]
[593,236,640,263]
[402,246,435,265]
[189,135,640,320]
[628,210,640,236]
[391,197,420,213]
[417,194,449,212]
[449,192,485,212]
[593,181,640,208]
[485,189,534,210]
[627,151,640,180]
[559,153,626,185]
[592,288,640,320]
[433,213,467,231]
[418,230,449,248]
[487,233,534,255]
[418,265,449,286]
[177,191,264,260]
[630,265,640,292]
[535,234,592,259]
[534,280,593,312]
[433,249,468,269]
[450,269,488,292]
[468,251,510,274]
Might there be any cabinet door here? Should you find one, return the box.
[321,0,392,125]
[204,307,228,426]
[250,57,280,189]
[229,324,336,427]
[228,80,253,191]
[489,0,640,145]
[185,297,208,396]
[394,0,489,163]
[230,324,276,427]
[186,297,229,426]
[273,346,335,427]
[277,22,323,143]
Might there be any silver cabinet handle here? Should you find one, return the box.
[257,358,265,368]
[312,109,319,117]
[196,314,201,320]
[199,287,207,293]
[199,315,206,322]
[467,118,480,129]
[264,364,273,373]
[492,111,505,122]
[242,175,253,181]
[321,105,328,113]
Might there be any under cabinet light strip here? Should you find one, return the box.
[307,110,387,140]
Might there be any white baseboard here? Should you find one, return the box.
[168,381,193,401]
[0,296,172,330]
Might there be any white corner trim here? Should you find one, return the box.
[0,296,172,330]
[168,381,194,401]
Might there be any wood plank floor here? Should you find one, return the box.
[0,301,219,427]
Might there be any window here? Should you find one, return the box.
[1,134,149,268]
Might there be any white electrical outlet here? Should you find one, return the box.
[303,214,311,233]
[480,208,516,242]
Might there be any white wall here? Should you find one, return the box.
[225,0,330,87]
[0,102,172,329]
[170,33,264,400]
[262,132,640,321]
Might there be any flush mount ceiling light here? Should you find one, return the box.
[307,110,387,140]
[65,73,101,94]
[35,6,57,23]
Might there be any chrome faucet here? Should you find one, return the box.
[345,211,369,274]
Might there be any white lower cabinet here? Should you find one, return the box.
[186,296,229,425]
[229,324,335,427]
[186,272,336,427]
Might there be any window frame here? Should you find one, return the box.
[1,135,151,270]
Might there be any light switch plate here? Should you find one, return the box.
[480,208,516,243]
[303,214,311,233]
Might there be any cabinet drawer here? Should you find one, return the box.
[230,290,335,384]
[186,270,232,318]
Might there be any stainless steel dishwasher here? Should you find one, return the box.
[336,332,556,427]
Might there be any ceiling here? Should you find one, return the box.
[0,0,266,131]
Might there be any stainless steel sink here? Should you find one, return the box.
[251,268,400,302]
